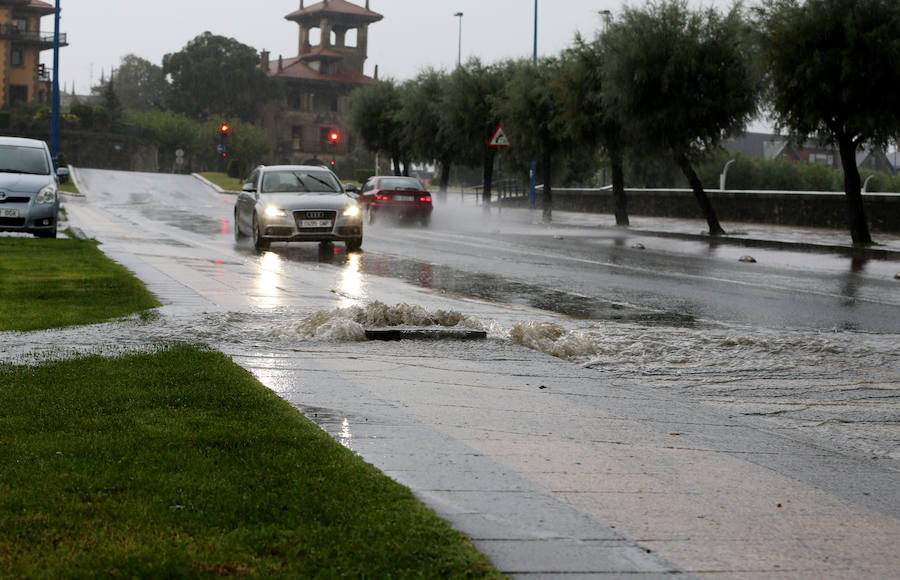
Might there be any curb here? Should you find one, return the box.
[625,227,900,260]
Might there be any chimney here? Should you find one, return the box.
[366,1,370,8]
[300,1,304,8]
[261,50,270,72]
[278,55,283,73]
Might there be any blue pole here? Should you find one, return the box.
[529,0,537,208]
[50,0,60,168]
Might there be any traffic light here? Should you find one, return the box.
[219,122,231,137]
[328,131,340,145]
[329,159,336,168]
[37,63,45,77]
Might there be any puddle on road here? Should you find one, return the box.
[267,245,698,327]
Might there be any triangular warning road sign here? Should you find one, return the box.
[489,125,510,148]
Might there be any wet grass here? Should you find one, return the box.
[0,344,504,578]
[198,172,242,192]
[0,238,161,331]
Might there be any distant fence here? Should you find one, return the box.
[474,186,899,233]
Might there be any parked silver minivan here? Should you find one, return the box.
[0,136,61,238]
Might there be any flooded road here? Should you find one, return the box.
[6,169,900,576]
[8,168,896,463]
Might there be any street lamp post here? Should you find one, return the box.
[50,0,61,168]
[454,12,463,67]
[529,0,538,209]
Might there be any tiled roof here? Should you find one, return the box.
[16,0,54,14]
[286,0,382,23]
[266,56,374,85]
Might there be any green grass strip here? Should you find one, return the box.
[197,172,242,192]
[0,344,504,578]
[0,238,161,332]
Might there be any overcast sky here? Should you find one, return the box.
[53,0,741,92]
[51,1,775,131]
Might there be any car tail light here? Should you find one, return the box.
[419,196,432,202]
[376,195,390,201]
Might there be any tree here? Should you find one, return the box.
[495,59,571,223]
[441,59,509,206]
[162,32,272,122]
[603,0,759,235]
[757,0,900,244]
[396,69,455,195]
[346,79,407,175]
[559,35,629,226]
[112,54,167,112]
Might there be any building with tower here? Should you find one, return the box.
[260,0,382,168]
[0,0,66,108]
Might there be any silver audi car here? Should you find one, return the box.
[0,136,61,238]
[233,165,363,252]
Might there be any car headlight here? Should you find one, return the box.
[264,205,287,218]
[342,204,360,218]
[35,183,58,205]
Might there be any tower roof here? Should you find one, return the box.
[286,0,383,25]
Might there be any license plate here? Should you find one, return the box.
[0,208,18,218]
[298,219,332,228]
[395,195,414,201]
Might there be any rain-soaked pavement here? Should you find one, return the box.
[3,168,900,578]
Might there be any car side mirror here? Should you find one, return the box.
[343,183,360,194]
[242,182,257,193]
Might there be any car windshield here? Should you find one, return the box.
[379,178,424,191]
[0,145,50,175]
[261,169,342,194]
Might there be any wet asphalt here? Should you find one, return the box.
[29,169,900,577]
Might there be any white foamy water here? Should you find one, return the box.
[271,301,496,342]
[3,301,898,460]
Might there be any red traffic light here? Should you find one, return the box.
[219,122,231,136]
[328,131,340,144]
[329,160,336,167]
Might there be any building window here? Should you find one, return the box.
[11,48,24,67]
[809,153,834,166]
[291,126,303,151]
[11,18,28,32]
[9,85,28,106]
[345,28,358,48]
[308,27,321,47]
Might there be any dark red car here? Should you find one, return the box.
[357,176,433,226]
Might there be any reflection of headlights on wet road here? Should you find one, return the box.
[265,205,287,218]
[342,204,360,218]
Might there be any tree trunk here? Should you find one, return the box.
[674,150,724,235]
[836,135,873,245]
[541,152,553,223]
[482,149,495,211]
[610,146,629,227]
[438,161,451,203]
[392,157,401,176]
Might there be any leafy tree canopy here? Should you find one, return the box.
[757,0,900,149]
[162,32,272,122]
[603,0,758,157]
[112,54,167,112]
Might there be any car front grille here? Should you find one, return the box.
[0,217,26,226]
[293,210,337,233]
[0,196,29,204]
